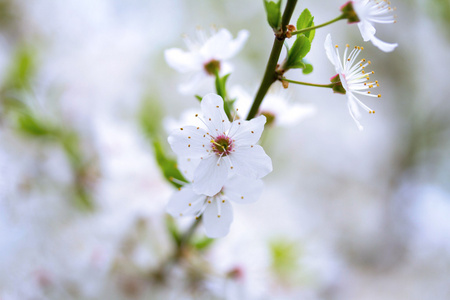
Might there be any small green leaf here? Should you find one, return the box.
[302,62,313,74]
[284,35,311,70]
[193,236,215,251]
[2,46,37,92]
[263,0,282,31]
[296,9,315,42]
[152,140,188,188]
[195,95,202,101]
[166,215,182,247]
[16,110,55,137]
[139,97,188,188]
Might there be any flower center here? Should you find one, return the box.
[211,135,233,156]
[204,59,221,75]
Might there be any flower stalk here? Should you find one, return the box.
[282,78,334,89]
[290,14,346,36]
[246,0,298,120]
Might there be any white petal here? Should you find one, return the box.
[324,34,339,68]
[201,29,249,61]
[201,93,230,135]
[357,21,376,42]
[347,97,364,131]
[229,145,272,179]
[203,198,234,238]
[177,157,201,182]
[167,185,205,217]
[164,48,203,73]
[370,35,398,52]
[168,126,211,158]
[193,155,230,196]
[224,175,263,204]
[228,115,266,146]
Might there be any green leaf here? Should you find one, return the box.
[296,9,315,42]
[16,110,55,137]
[166,215,182,247]
[139,97,188,188]
[152,140,188,188]
[263,0,282,30]
[302,62,314,74]
[284,35,311,70]
[2,46,37,92]
[213,73,233,120]
[192,236,215,251]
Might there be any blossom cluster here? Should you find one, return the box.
[167,94,272,238]
[163,0,398,238]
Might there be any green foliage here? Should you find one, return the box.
[302,61,313,74]
[2,46,36,92]
[296,9,315,42]
[269,239,301,275]
[139,97,188,189]
[166,215,182,247]
[263,0,282,31]
[16,110,55,137]
[284,34,311,70]
[192,236,215,251]
[214,73,234,121]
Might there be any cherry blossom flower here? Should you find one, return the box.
[167,175,263,238]
[324,34,381,131]
[168,93,272,196]
[229,83,316,127]
[164,27,249,94]
[349,0,398,52]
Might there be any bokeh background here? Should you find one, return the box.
[1,0,450,299]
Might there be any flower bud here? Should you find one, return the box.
[340,1,360,23]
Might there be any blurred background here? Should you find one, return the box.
[1,0,450,299]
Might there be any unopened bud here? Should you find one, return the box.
[286,24,296,32]
[285,31,292,38]
[340,1,360,23]
[282,80,289,89]
[203,59,221,75]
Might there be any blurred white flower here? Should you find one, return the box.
[164,27,249,94]
[230,83,316,127]
[167,175,263,238]
[325,34,380,131]
[168,93,272,196]
[351,0,398,52]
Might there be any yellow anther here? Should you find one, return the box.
[377,94,381,98]
[346,44,349,47]
[208,200,211,204]
[222,200,225,203]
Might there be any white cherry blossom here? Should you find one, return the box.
[164,27,249,94]
[168,93,272,196]
[167,175,263,238]
[352,0,398,52]
[325,34,381,131]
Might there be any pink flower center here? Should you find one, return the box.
[211,135,233,156]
